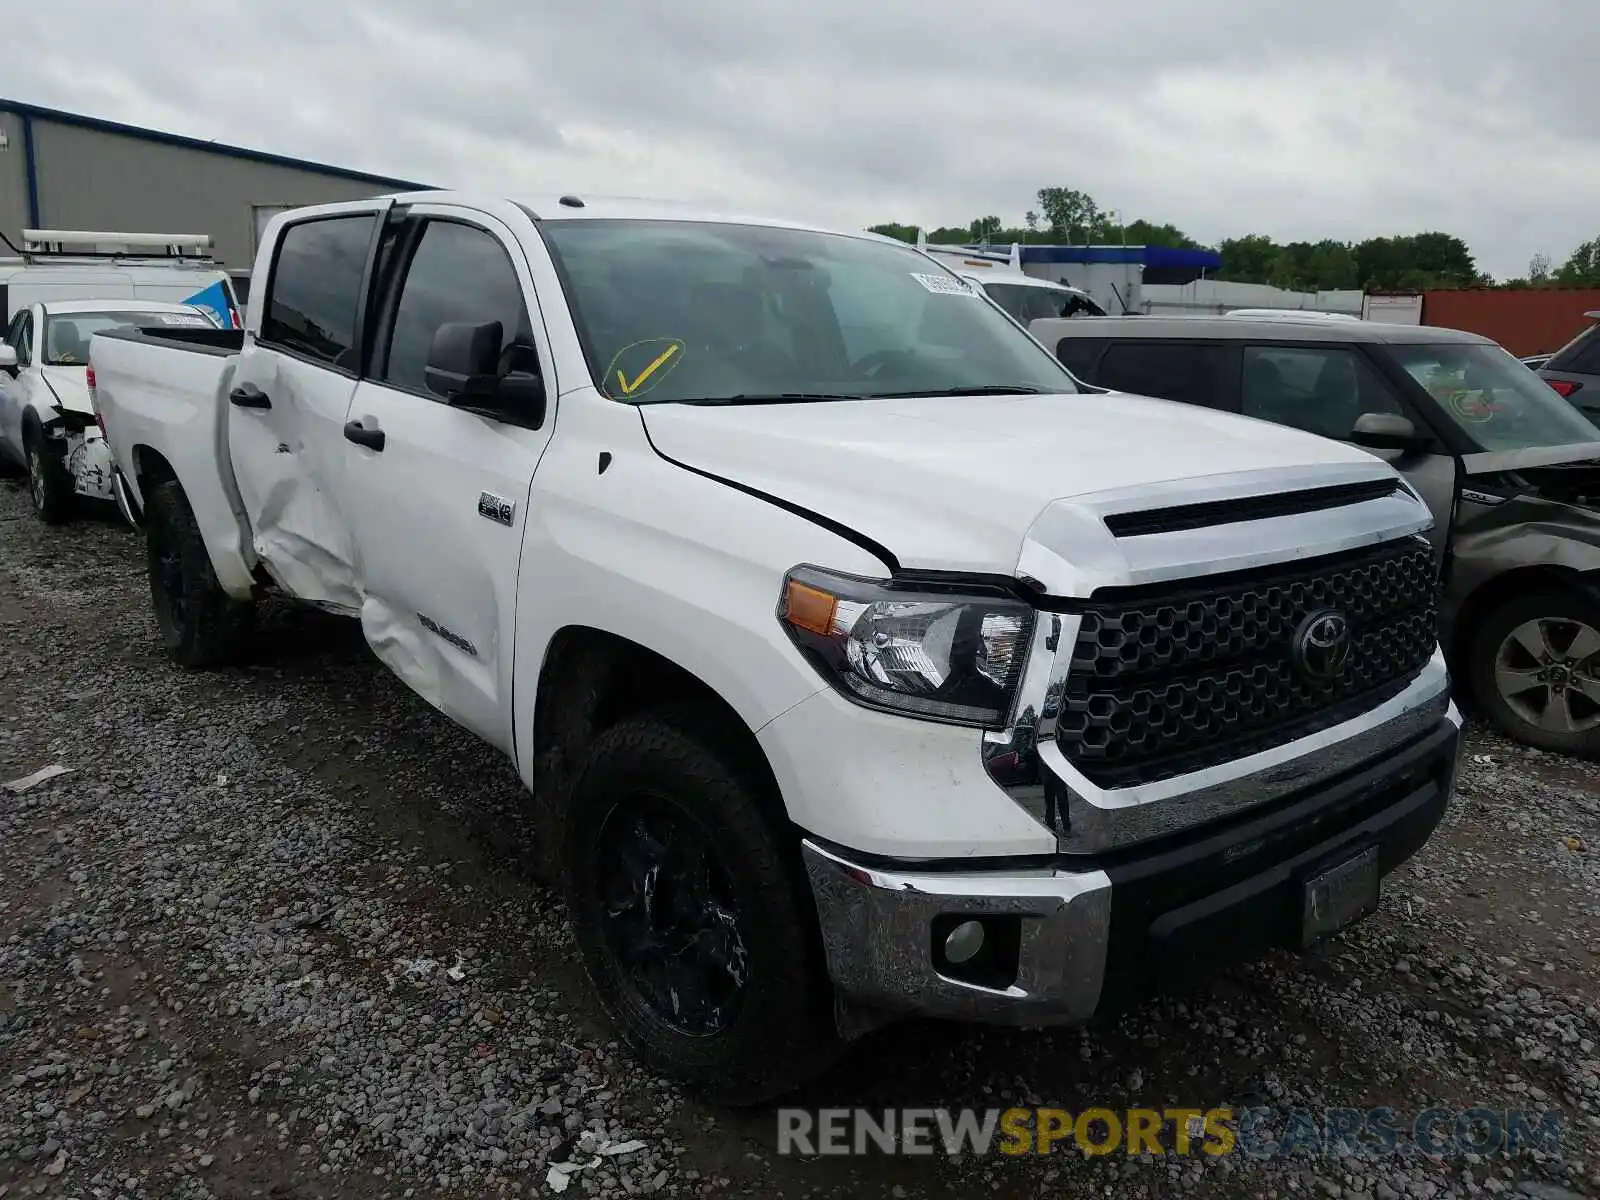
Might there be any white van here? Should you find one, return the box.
[914,231,1106,322]
[0,229,241,330]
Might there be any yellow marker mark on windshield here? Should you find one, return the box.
[616,343,680,396]
[602,338,687,400]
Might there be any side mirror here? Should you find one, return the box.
[1350,412,1431,453]
[0,343,16,375]
[424,321,546,426]
[425,321,504,401]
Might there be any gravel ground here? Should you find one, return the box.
[1,479,1598,1200]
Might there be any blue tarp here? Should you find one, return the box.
[182,279,234,329]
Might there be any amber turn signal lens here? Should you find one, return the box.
[783,580,837,637]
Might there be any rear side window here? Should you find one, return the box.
[261,215,376,370]
[1054,336,1108,381]
[1547,323,1600,375]
[1096,341,1233,409]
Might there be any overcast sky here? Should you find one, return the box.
[11,0,1598,280]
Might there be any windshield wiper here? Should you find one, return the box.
[863,384,1049,398]
[680,392,866,405]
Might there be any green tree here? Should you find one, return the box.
[1035,186,1115,241]
[969,215,1003,242]
[1121,219,1203,249]
[1529,252,1552,283]
[1555,237,1600,285]
[867,222,917,244]
[1217,234,1280,283]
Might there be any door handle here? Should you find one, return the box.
[343,420,386,451]
[229,383,271,409]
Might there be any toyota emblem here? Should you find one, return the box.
[1293,610,1352,681]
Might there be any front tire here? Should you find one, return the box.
[1470,587,1600,759]
[145,479,255,668]
[562,711,840,1105]
[23,426,74,525]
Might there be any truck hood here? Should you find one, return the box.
[40,366,93,416]
[640,392,1390,574]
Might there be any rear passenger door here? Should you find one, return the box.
[228,203,388,612]
[1094,340,1240,411]
[1239,342,1457,566]
[339,206,557,753]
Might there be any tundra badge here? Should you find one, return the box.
[478,492,515,526]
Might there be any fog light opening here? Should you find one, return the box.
[944,919,986,964]
[931,914,1023,990]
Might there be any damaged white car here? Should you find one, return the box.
[0,299,217,523]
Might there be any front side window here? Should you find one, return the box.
[261,215,376,370]
[380,220,535,398]
[1240,345,1405,440]
[43,310,215,365]
[539,219,1078,404]
[1388,342,1600,452]
[1096,341,1232,410]
[982,282,1105,322]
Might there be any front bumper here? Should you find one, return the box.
[804,707,1461,1027]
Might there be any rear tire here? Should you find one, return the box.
[145,479,255,668]
[23,425,74,525]
[1470,587,1600,759]
[562,710,840,1105]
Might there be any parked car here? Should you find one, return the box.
[912,233,1107,321]
[0,299,218,522]
[92,193,1460,1103]
[1037,314,1600,758]
[1,228,242,329]
[1536,310,1600,428]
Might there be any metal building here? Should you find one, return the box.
[0,98,428,270]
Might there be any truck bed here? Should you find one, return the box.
[90,324,257,596]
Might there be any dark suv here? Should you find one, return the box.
[1537,310,1600,428]
[1035,314,1600,758]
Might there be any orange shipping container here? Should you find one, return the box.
[1420,288,1600,358]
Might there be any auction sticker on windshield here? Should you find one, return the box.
[911,273,976,296]
[602,337,687,400]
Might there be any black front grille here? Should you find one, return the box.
[1055,538,1438,787]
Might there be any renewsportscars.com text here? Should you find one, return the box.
[776,1106,1564,1160]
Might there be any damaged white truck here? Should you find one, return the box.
[90,192,1462,1104]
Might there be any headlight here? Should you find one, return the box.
[776,565,1036,727]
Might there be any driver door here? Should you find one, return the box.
[1239,342,1457,571]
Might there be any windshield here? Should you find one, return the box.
[1388,342,1600,452]
[539,220,1079,404]
[982,281,1106,322]
[44,309,215,365]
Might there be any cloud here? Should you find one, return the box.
[8,0,1599,278]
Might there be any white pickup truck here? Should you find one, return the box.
[91,191,1462,1104]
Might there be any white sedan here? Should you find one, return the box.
[0,299,217,523]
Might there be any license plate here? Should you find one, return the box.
[1301,846,1380,948]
